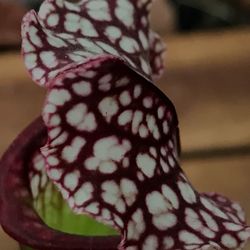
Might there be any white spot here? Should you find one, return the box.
[201,228,215,238]
[232,203,243,212]
[30,175,39,198]
[47,156,59,166]
[57,32,74,40]
[47,13,59,27]
[98,97,119,122]
[150,147,157,158]
[49,128,61,139]
[146,191,171,215]
[47,89,71,106]
[40,51,58,68]
[160,147,167,156]
[116,77,130,87]
[22,38,35,53]
[72,81,91,96]
[118,110,133,126]
[134,85,141,98]
[24,53,37,70]
[177,181,197,204]
[40,173,48,189]
[80,18,98,37]
[132,111,143,134]
[99,74,112,84]
[62,136,86,163]
[68,53,85,62]
[185,208,202,231]
[122,157,129,168]
[146,115,160,139]
[223,222,243,231]
[139,124,149,138]
[120,179,138,206]
[99,161,117,174]
[38,3,54,18]
[48,168,62,181]
[153,213,177,230]
[179,230,203,245]
[102,208,111,220]
[87,0,111,21]
[168,155,175,167]
[238,230,250,241]
[137,172,145,181]
[65,13,80,32]
[83,70,97,78]
[160,158,169,173]
[143,97,153,108]
[163,120,169,134]
[96,41,119,56]
[32,68,45,80]
[94,137,117,160]
[66,103,87,127]
[85,157,100,171]
[136,153,156,178]
[78,112,97,132]
[47,36,67,48]
[140,58,150,74]
[68,197,75,209]
[66,103,97,132]
[115,0,135,28]
[29,26,42,47]
[163,237,174,249]
[228,213,241,224]
[74,182,94,206]
[51,132,68,147]
[114,214,124,227]
[85,202,99,214]
[126,247,137,250]
[64,171,80,191]
[49,114,61,126]
[146,115,156,132]
[105,26,122,40]
[127,209,145,240]
[33,154,45,171]
[157,106,165,119]
[142,235,158,250]
[115,199,126,213]
[99,82,111,92]
[221,234,237,248]
[201,197,228,220]
[94,136,131,161]
[109,139,131,161]
[119,36,139,53]
[162,185,179,209]
[153,127,160,140]
[60,189,69,200]
[200,210,219,232]
[78,38,103,53]
[119,91,132,106]
[139,30,148,50]
[101,181,120,205]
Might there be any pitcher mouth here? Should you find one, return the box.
[0,117,120,250]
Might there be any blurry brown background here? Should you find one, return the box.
[0,0,250,249]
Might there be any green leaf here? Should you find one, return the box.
[34,182,119,236]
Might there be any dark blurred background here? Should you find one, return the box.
[0,1,250,249]
[172,0,250,31]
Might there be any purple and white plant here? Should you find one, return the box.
[0,0,250,249]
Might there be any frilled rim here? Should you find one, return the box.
[0,117,121,250]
